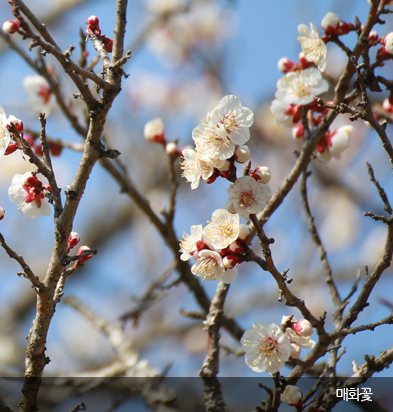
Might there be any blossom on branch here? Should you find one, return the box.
[8,172,51,219]
[297,23,327,72]
[227,176,271,218]
[241,322,291,374]
[203,208,240,250]
[179,224,203,261]
[275,67,329,106]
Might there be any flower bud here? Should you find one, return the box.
[238,224,251,242]
[223,254,240,269]
[0,207,5,221]
[2,20,20,34]
[277,57,294,73]
[321,12,339,33]
[76,246,93,264]
[165,141,178,156]
[384,32,393,55]
[329,125,353,159]
[86,15,101,35]
[225,199,236,214]
[292,123,304,140]
[281,385,303,407]
[144,118,165,144]
[68,232,80,251]
[228,241,243,254]
[5,142,18,155]
[368,30,379,42]
[102,36,113,53]
[292,319,313,337]
[234,145,251,163]
[383,97,393,113]
[50,143,63,157]
[7,115,23,133]
[250,166,271,184]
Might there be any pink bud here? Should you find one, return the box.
[292,319,313,337]
[68,232,80,251]
[228,240,243,254]
[7,115,23,133]
[144,118,165,144]
[281,385,303,407]
[250,166,271,184]
[86,15,100,35]
[238,224,251,242]
[383,98,393,113]
[223,254,240,269]
[0,207,5,221]
[102,36,113,53]
[49,143,63,157]
[165,141,178,156]
[292,123,304,140]
[76,246,93,264]
[368,30,379,42]
[234,145,251,163]
[2,20,20,34]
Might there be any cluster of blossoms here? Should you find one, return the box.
[181,95,255,189]
[86,15,113,53]
[241,317,315,374]
[270,12,356,162]
[180,209,253,284]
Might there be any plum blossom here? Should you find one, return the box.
[227,176,271,219]
[8,172,51,219]
[179,224,203,261]
[207,95,254,146]
[241,322,291,374]
[193,121,236,161]
[282,316,315,352]
[2,20,20,34]
[270,99,301,127]
[191,249,225,281]
[23,76,55,115]
[275,67,329,106]
[181,149,215,189]
[144,118,165,143]
[321,12,340,33]
[281,385,303,407]
[0,106,11,158]
[298,23,327,72]
[203,209,240,250]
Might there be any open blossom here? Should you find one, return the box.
[241,322,291,374]
[207,95,254,146]
[275,67,329,106]
[298,23,327,72]
[193,121,236,161]
[203,209,240,250]
[181,149,215,189]
[8,172,51,219]
[191,249,225,281]
[227,176,271,218]
[23,76,55,115]
[0,106,11,158]
[179,224,203,261]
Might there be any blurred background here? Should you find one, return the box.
[0,0,392,396]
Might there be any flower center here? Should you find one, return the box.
[239,191,255,208]
[260,337,278,356]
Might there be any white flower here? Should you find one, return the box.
[227,176,271,219]
[281,385,303,407]
[203,209,240,250]
[275,67,329,106]
[181,149,215,189]
[193,122,236,161]
[297,23,327,72]
[282,316,315,349]
[179,224,203,261]
[207,95,254,146]
[23,76,55,115]
[191,249,225,280]
[8,172,51,219]
[241,322,291,374]
[0,106,11,158]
